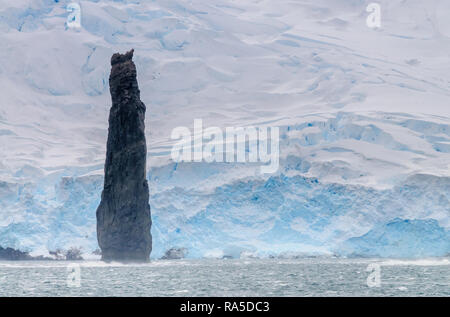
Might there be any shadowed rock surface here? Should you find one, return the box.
[0,246,53,261]
[0,246,32,260]
[96,49,152,262]
[161,247,188,260]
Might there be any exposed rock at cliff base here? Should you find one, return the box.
[161,247,188,260]
[0,246,54,261]
[96,49,152,262]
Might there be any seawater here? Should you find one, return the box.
[0,258,449,296]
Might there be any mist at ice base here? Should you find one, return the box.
[0,0,449,260]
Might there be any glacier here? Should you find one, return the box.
[0,0,449,259]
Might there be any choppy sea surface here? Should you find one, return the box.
[0,258,449,296]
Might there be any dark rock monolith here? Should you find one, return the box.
[96,49,152,262]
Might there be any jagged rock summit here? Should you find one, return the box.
[96,49,152,262]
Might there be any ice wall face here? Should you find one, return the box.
[0,0,449,258]
[148,162,450,259]
[340,218,450,258]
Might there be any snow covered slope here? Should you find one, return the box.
[0,0,449,258]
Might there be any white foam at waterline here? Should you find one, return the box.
[380,258,450,266]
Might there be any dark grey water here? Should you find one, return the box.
[0,258,449,296]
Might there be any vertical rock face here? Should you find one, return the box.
[96,49,152,262]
